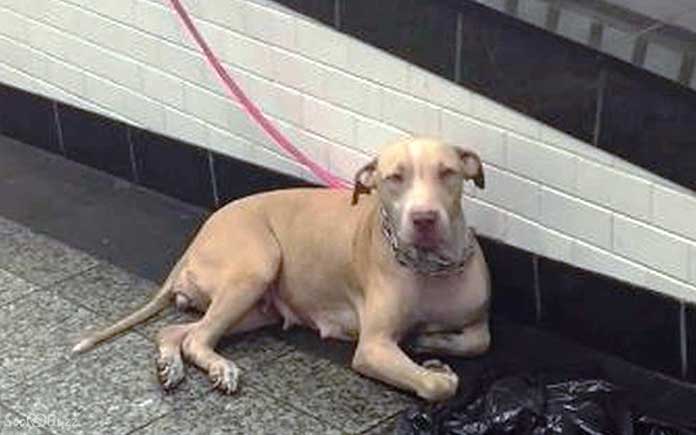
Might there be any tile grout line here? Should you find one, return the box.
[126,127,140,184]
[333,0,341,30]
[592,67,607,148]
[207,150,220,208]
[679,301,688,378]
[0,263,103,311]
[52,100,66,156]
[454,12,463,84]
[533,255,542,324]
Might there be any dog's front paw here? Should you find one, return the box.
[418,359,459,402]
[209,360,240,395]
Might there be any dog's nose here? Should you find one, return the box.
[411,210,438,231]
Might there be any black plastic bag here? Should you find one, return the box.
[396,372,694,435]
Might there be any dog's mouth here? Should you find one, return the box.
[409,228,443,249]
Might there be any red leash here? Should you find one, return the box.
[169,0,349,188]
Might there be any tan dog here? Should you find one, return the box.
[73,137,491,402]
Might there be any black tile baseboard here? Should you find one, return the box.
[479,238,538,325]
[57,104,134,181]
[0,81,693,384]
[539,257,683,377]
[0,85,62,155]
[213,152,315,205]
[130,128,216,209]
[687,305,696,382]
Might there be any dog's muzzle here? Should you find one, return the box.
[380,208,474,276]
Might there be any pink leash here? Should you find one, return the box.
[169,0,349,189]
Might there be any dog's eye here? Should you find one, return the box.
[439,167,458,179]
[385,173,404,184]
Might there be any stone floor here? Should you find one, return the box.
[1,135,695,434]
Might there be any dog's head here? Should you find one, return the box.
[352,137,484,249]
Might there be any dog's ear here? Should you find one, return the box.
[351,158,378,205]
[455,148,485,189]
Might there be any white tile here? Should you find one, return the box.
[142,66,183,107]
[186,0,246,32]
[241,74,304,125]
[407,66,473,114]
[570,240,648,287]
[577,160,652,221]
[267,118,330,169]
[557,9,592,45]
[471,94,540,139]
[327,143,371,181]
[133,0,186,45]
[254,145,304,178]
[354,116,409,155]
[125,90,166,132]
[197,20,275,78]
[322,69,382,119]
[540,187,612,249]
[270,49,327,95]
[540,125,615,165]
[164,108,209,148]
[380,89,439,137]
[465,198,508,241]
[479,166,541,220]
[346,39,409,91]
[644,42,681,81]
[78,44,143,91]
[302,96,355,147]
[645,271,696,302]
[207,125,255,162]
[0,36,41,77]
[613,214,690,281]
[243,1,295,49]
[601,26,635,63]
[441,110,506,166]
[157,43,207,85]
[61,0,136,22]
[505,214,576,264]
[46,58,86,96]
[518,0,548,28]
[295,17,349,68]
[653,186,696,241]
[0,7,28,41]
[507,133,577,192]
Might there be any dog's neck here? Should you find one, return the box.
[379,207,474,277]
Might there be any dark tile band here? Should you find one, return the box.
[274,0,696,193]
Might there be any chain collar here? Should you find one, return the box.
[380,208,474,277]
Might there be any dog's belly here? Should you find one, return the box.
[265,287,360,342]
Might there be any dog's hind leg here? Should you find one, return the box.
[180,225,282,394]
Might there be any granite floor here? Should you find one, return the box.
[1,135,695,434]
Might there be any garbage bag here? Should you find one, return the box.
[395,372,694,435]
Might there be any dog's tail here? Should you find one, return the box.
[72,284,173,354]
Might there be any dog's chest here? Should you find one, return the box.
[412,278,488,330]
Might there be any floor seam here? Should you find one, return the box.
[0,263,102,310]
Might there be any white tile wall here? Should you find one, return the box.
[0,0,695,302]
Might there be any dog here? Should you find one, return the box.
[73,137,491,402]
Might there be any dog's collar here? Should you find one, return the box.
[380,208,475,277]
